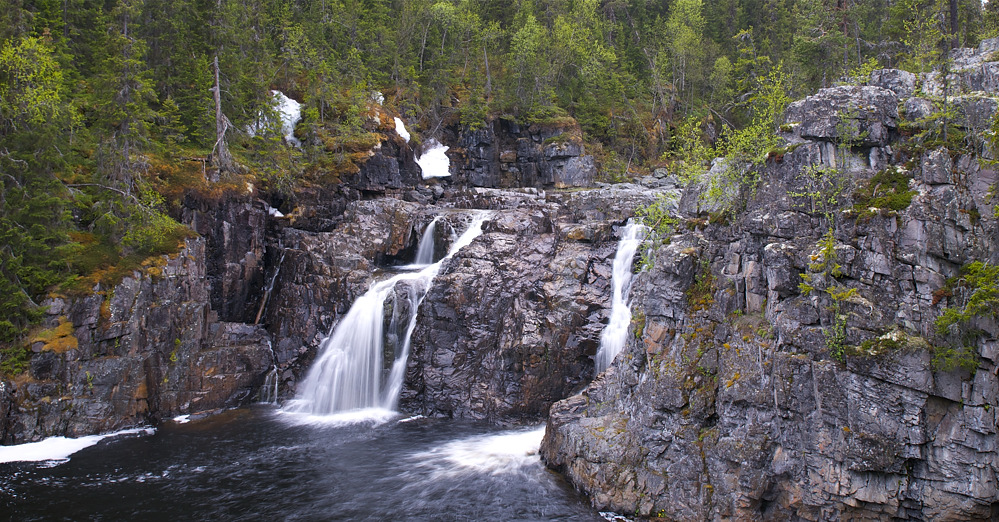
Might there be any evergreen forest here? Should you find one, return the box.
[0,0,995,352]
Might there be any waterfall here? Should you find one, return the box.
[594,222,646,374]
[259,366,279,404]
[413,216,439,266]
[286,212,489,416]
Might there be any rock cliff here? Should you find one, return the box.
[541,41,999,520]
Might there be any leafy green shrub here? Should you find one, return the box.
[636,192,679,270]
[930,345,979,373]
[935,262,999,334]
[852,166,916,216]
[931,261,998,373]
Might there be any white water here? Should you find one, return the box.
[260,366,279,404]
[0,427,155,464]
[416,139,451,179]
[594,222,646,374]
[394,117,411,143]
[413,216,439,266]
[285,212,488,416]
[407,426,545,478]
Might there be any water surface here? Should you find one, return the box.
[1,407,600,521]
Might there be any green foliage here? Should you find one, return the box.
[935,261,999,334]
[930,344,979,372]
[0,343,30,377]
[852,166,916,216]
[798,228,861,361]
[901,108,971,153]
[687,258,716,311]
[930,261,997,373]
[635,192,679,270]
[665,115,714,182]
[846,57,881,85]
[890,0,945,73]
[789,165,849,221]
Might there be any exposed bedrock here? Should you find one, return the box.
[541,49,999,521]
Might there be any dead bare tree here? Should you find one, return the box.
[210,55,234,180]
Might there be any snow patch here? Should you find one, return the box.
[416,139,451,179]
[246,91,302,147]
[394,117,411,143]
[272,91,302,147]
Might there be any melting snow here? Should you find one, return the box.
[416,139,451,179]
[394,117,411,143]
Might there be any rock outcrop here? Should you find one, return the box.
[0,239,273,443]
[541,43,999,521]
[401,186,658,419]
[453,118,598,189]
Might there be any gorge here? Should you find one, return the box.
[3,39,999,520]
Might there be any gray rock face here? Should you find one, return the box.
[869,68,917,98]
[0,239,273,443]
[183,194,268,323]
[783,85,898,146]
[542,49,999,520]
[401,186,660,419]
[454,118,598,189]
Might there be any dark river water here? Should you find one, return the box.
[0,407,603,521]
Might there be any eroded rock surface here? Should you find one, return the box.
[542,42,999,521]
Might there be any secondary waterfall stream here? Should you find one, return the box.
[286,212,488,416]
[594,222,646,374]
[412,215,439,266]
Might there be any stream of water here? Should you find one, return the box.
[0,407,600,521]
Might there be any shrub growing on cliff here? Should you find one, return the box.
[852,166,916,216]
[799,229,858,362]
[931,261,997,372]
[636,192,679,270]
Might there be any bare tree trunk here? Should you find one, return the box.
[210,55,233,180]
[483,47,492,95]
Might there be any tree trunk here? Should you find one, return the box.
[483,47,492,95]
[210,55,233,180]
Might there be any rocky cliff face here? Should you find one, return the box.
[0,238,272,443]
[401,186,659,419]
[541,42,999,520]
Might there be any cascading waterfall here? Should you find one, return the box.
[594,222,646,374]
[259,366,279,404]
[413,216,440,266]
[286,212,489,416]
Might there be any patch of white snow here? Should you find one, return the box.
[416,139,451,179]
[394,117,411,143]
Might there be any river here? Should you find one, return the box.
[1,406,602,521]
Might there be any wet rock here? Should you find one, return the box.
[401,188,660,420]
[1,239,275,443]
